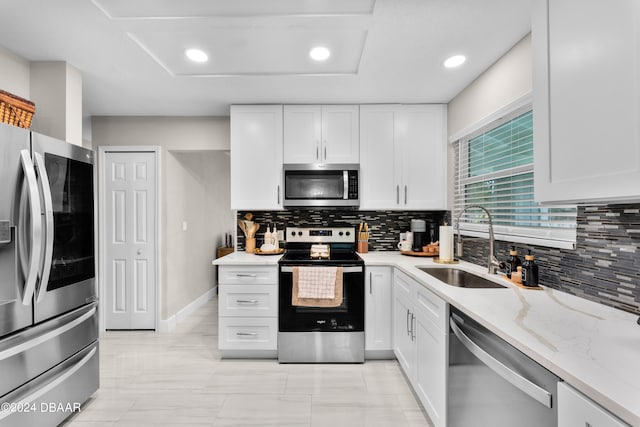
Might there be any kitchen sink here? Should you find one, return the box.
[418,267,506,289]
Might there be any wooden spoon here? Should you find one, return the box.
[237,219,247,236]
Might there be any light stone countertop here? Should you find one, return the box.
[360,252,640,426]
[213,249,640,425]
[212,250,283,266]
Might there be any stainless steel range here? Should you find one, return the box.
[278,227,365,363]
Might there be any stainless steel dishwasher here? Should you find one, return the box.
[448,307,560,426]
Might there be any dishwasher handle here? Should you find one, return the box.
[449,317,553,409]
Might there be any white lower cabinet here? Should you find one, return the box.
[393,269,448,427]
[218,266,278,357]
[365,266,393,357]
[558,383,629,427]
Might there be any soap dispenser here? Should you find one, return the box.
[522,250,539,287]
[506,246,522,279]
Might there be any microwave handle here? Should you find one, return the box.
[343,170,348,200]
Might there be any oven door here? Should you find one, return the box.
[279,265,364,332]
[31,133,96,323]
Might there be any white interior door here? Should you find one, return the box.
[102,150,157,329]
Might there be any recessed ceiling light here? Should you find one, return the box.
[309,46,331,61]
[444,55,466,68]
[185,48,208,63]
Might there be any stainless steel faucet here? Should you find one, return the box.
[455,205,501,274]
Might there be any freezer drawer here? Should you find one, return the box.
[0,302,98,399]
[0,340,99,427]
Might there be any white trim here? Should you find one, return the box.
[457,223,576,250]
[97,146,161,332]
[449,92,533,143]
[158,287,217,332]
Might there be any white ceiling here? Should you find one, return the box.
[0,0,531,117]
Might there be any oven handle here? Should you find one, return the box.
[450,316,553,408]
[280,266,363,273]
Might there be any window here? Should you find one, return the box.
[453,104,576,249]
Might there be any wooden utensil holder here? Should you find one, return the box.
[245,238,256,253]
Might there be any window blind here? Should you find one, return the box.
[453,107,577,249]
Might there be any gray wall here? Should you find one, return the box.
[447,33,640,315]
[92,116,233,320]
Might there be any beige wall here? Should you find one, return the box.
[89,116,230,151]
[0,48,83,145]
[447,33,532,137]
[446,34,532,208]
[92,116,232,321]
[0,46,30,98]
[165,151,233,316]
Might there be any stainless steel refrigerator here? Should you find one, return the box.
[0,122,98,426]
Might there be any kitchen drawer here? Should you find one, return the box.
[414,285,448,332]
[218,266,278,285]
[219,284,278,317]
[218,317,278,351]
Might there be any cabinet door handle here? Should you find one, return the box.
[404,185,408,205]
[406,309,411,336]
[236,299,259,304]
[236,332,258,337]
[396,186,400,205]
[324,145,327,160]
[277,185,280,204]
[369,273,372,294]
[316,145,319,160]
[411,313,416,341]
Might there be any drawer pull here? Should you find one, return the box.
[236,332,258,337]
[235,273,257,278]
[236,299,259,304]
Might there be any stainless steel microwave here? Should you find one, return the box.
[283,164,359,208]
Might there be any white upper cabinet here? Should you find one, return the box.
[230,105,283,210]
[360,104,447,210]
[533,0,640,204]
[283,105,359,164]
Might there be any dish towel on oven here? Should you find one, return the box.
[292,266,344,307]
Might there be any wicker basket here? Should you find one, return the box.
[0,90,35,128]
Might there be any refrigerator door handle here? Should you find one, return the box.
[19,150,43,305]
[33,152,54,302]
[450,317,553,408]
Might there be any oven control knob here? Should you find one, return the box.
[345,231,351,236]
[338,231,344,236]
[291,231,296,237]
[298,231,303,236]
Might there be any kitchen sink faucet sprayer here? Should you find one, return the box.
[455,205,502,274]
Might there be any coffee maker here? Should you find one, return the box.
[411,219,427,252]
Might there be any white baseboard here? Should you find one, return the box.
[158,286,217,332]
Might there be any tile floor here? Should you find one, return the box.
[63,297,432,426]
